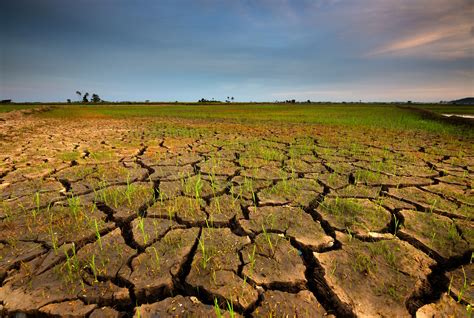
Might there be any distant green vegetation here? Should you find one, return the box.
[21,103,474,137]
[0,105,38,113]
[416,104,474,115]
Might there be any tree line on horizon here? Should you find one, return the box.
[67,91,101,103]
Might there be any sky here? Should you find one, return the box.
[1,0,473,102]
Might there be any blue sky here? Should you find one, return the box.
[1,0,473,102]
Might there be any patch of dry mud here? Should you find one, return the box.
[0,113,472,317]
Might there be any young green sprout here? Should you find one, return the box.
[49,224,58,254]
[194,173,203,199]
[137,217,148,245]
[214,298,222,318]
[261,224,274,255]
[227,300,235,318]
[32,191,41,221]
[248,244,256,275]
[89,254,99,282]
[94,219,102,250]
[125,179,135,206]
[64,243,80,283]
[150,246,160,270]
[67,194,81,220]
[393,215,400,235]
[198,237,212,270]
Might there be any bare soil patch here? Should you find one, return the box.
[0,113,472,317]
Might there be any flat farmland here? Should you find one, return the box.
[0,104,472,317]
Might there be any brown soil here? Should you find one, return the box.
[0,112,472,317]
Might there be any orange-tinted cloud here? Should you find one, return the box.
[365,0,474,59]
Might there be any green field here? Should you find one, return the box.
[415,104,474,115]
[0,104,39,113]
[7,103,466,137]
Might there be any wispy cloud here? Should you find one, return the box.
[364,0,474,59]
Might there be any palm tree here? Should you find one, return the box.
[76,91,82,101]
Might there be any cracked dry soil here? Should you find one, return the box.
[0,112,472,317]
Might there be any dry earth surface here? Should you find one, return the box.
[0,107,472,317]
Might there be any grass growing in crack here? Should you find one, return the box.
[136,217,149,245]
[167,202,175,221]
[248,244,257,275]
[447,221,460,242]
[49,221,59,254]
[94,219,103,250]
[456,266,468,303]
[63,243,80,284]
[182,173,201,197]
[158,186,165,204]
[150,246,161,271]
[88,254,99,282]
[242,244,257,296]
[67,194,81,220]
[194,173,203,200]
[198,237,212,270]
[208,171,220,196]
[32,191,41,221]
[245,177,257,204]
[125,178,136,206]
[214,298,222,318]
[393,215,400,235]
[226,300,235,318]
[347,228,354,241]
[261,225,274,255]
[213,297,236,318]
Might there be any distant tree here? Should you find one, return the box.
[198,98,222,103]
[82,92,89,103]
[67,99,71,103]
[231,97,234,102]
[91,93,101,103]
[76,91,82,100]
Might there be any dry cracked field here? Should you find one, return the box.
[0,105,473,317]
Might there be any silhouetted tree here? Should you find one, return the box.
[83,92,89,103]
[76,91,82,101]
[91,93,101,103]
[67,99,71,103]
[231,97,234,102]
